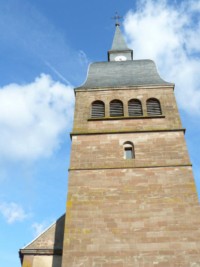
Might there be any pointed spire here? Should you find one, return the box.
[108,22,133,62]
[111,25,130,51]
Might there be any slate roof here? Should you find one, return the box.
[76,59,173,89]
[110,25,131,51]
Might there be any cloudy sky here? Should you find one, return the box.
[0,0,199,266]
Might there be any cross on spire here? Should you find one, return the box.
[112,12,123,26]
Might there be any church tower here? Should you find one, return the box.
[19,24,200,267]
[61,24,200,266]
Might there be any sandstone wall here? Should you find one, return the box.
[61,85,200,267]
[62,168,200,267]
[70,131,190,169]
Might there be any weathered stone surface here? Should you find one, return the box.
[61,83,200,266]
[70,131,190,169]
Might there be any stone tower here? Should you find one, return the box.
[19,25,200,267]
[61,25,200,266]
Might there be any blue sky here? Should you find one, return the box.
[0,0,200,266]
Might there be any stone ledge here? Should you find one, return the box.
[68,163,192,172]
[19,248,62,255]
[75,84,174,92]
[88,115,165,121]
[70,128,186,137]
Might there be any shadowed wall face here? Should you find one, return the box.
[22,255,61,267]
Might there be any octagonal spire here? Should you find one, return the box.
[108,24,133,62]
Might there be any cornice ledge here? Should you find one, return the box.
[68,163,192,172]
[75,84,175,92]
[19,248,62,256]
[70,128,186,137]
[88,115,165,121]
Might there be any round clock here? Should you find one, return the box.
[114,55,127,61]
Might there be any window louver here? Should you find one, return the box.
[110,100,124,117]
[147,98,162,116]
[91,101,105,118]
[128,99,143,116]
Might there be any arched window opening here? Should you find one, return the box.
[128,99,143,116]
[110,100,124,117]
[91,100,105,118]
[146,98,162,116]
[123,141,135,159]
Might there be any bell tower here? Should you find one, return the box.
[61,25,200,266]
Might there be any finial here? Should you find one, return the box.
[112,12,123,26]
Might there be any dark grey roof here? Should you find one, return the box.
[110,25,131,51]
[76,60,173,89]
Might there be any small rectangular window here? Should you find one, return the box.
[125,147,133,159]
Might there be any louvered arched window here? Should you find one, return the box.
[128,99,143,116]
[146,98,162,116]
[91,100,105,118]
[123,141,135,159]
[110,100,124,117]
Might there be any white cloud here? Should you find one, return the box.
[0,74,74,161]
[0,202,29,224]
[123,0,200,115]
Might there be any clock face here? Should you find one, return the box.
[115,55,127,61]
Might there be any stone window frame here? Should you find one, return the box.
[88,97,164,120]
[123,141,135,159]
[109,99,124,117]
[146,98,162,116]
[91,100,105,118]
[128,98,143,117]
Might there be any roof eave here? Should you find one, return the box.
[75,83,175,91]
